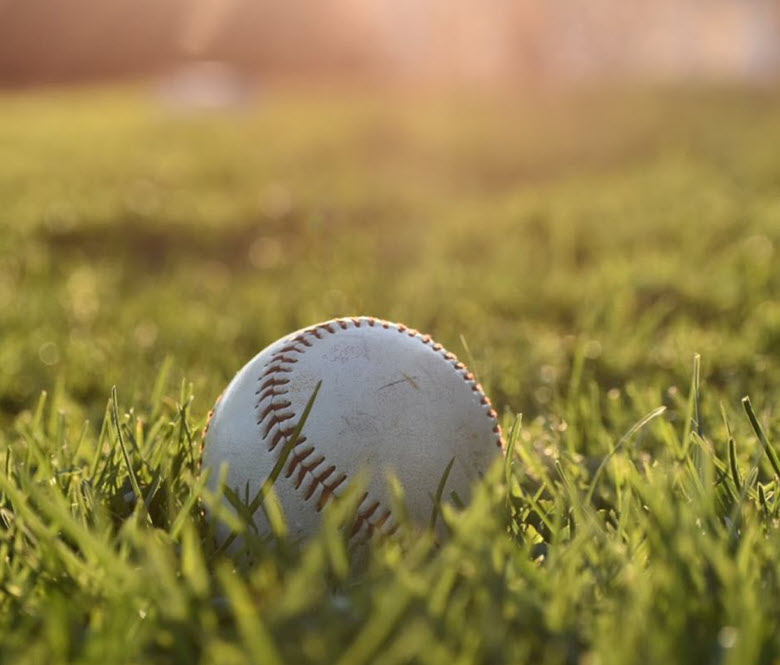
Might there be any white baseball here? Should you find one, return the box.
[203,316,504,541]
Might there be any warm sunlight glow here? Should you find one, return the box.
[0,0,778,86]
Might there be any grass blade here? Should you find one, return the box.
[585,405,667,505]
[111,386,150,525]
[742,396,780,478]
[429,456,455,531]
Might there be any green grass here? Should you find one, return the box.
[0,83,779,664]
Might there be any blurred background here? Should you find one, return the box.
[1,0,780,86]
[0,1,778,429]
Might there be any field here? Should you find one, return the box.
[0,83,778,664]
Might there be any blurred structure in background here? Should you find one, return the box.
[157,61,250,110]
[0,0,779,87]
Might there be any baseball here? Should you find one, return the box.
[203,316,504,541]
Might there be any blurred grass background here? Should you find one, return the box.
[1,84,778,423]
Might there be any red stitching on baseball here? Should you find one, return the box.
[316,472,348,511]
[286,445,315,476]
[275,345,304,355]
[269,427,304,452]
[360,500,380,520]
[351,495,388,537]
[202,391,222,444]
[264,364,293,374]
[297,456,325,491]
[262,411,295,437]
[374,510,391,529]
[258,387,286,401]
[259,376,289,391]
[257,400,294,422]
[270,354,298,364]
[305,464,335,500]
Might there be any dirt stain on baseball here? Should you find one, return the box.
[377,373,420,392]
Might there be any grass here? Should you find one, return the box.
[0,82,779,664]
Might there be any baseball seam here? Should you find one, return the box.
[252,316,504,540]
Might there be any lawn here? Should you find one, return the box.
[0,82,778,664]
